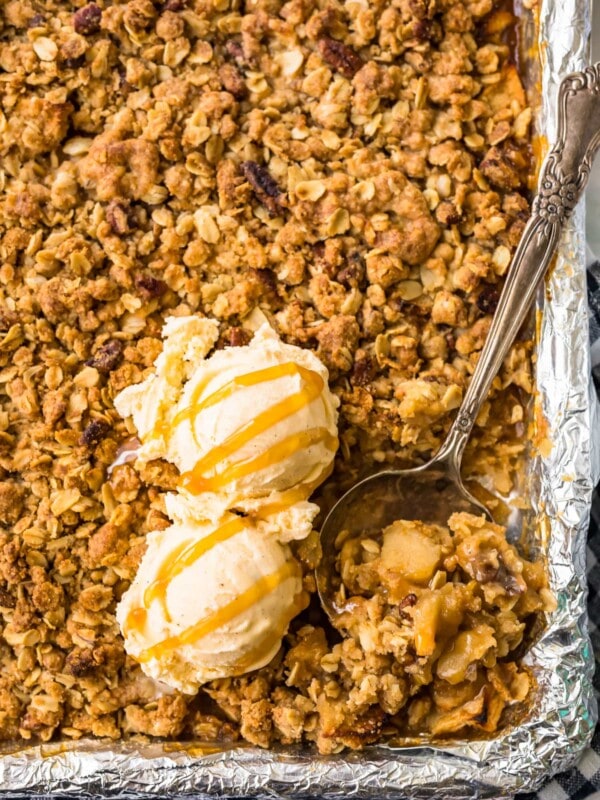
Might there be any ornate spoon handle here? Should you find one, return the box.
[436,63,600,472]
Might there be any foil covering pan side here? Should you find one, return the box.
[0,0,596,795]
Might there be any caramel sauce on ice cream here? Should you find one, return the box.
[114,316,337,691]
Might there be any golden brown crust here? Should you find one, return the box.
[0,0,537,750]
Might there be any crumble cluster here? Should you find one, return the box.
[0,0,536,752]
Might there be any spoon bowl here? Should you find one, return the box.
[316,62,600,622]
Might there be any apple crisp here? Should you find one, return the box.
[328,513,553,742]
[0,0,541,752]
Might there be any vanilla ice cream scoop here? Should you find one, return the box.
[114,317,339,525]
[117,499,308,693]
[114,314,338,688]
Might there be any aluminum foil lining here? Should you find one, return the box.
[1,0,598,795]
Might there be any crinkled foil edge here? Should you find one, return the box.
[1,0,597,795]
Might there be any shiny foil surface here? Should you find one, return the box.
[1,0,598,795]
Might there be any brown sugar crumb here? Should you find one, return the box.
[123,0,157,36]
[124,695,188,738]
[88,523,125,565]
[0,483,26,527]
[316,315,360,374]
[0,0,538,754]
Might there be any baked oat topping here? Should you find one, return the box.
[0,0,538,751]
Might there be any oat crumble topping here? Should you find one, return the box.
[0,0,539,752]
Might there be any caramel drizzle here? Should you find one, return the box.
[123,361,332,670]
[136,560,300,664]
[257,486,312,519]
[147,361,336,496]
[152,517,247,618]
[174,362,336,494]
[183,427,338,494]
[175,362,310,421]
[158,362,318,448]
[124,517,248,633]
[125,607,147,633]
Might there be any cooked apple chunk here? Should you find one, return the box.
[380,520,445,585]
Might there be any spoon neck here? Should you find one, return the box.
[432,420,470,480]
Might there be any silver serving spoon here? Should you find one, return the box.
[317,63,600,620]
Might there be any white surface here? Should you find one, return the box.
[586,3,600,255]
